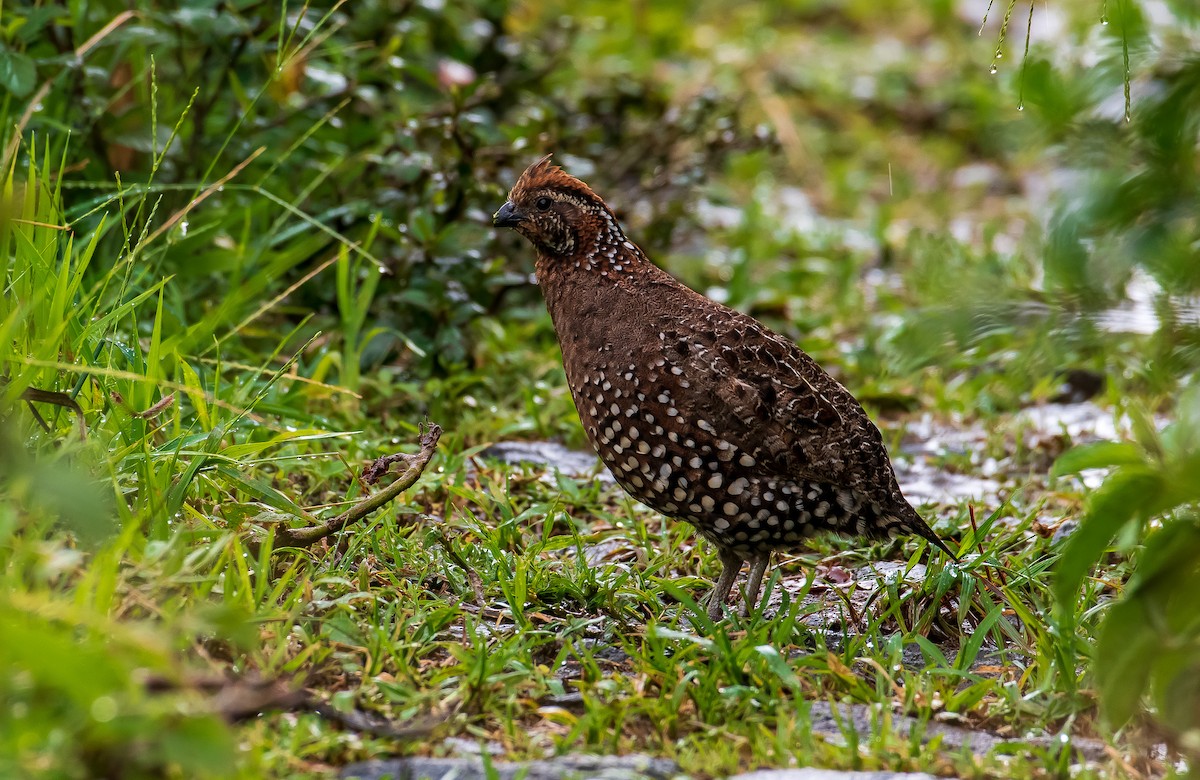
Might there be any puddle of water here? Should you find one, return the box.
[1014,401,1120,442]
[479,441,614,484]
[895,414,1002,504]
[895,461,1001,504]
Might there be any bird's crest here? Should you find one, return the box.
[509,154,601,205]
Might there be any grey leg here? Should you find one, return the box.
[705,548,744,621]
[740,552,771,616]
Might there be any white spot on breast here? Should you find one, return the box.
[728,478,748,496]
[739,454,756,467]
[707,474,723,488]
[700,496,715,511]
[723,502,738,516]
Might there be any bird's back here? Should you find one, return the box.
[540,258,948,555]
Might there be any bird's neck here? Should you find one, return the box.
[535,211,648,274]
[534,221,672,339]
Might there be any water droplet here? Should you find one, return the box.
[995,52,1003,59]
[1017,103,1024,111]
[1100,15,1109,25]
[989,64,998,74]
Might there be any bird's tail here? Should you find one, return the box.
[892,501,958,561]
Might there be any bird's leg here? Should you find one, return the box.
[705,548,744,621]
[740,552,772,617]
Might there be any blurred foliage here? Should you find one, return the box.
[2,0,756,378]
[1053,384,1200,759]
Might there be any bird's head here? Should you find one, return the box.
[493,155,619,257]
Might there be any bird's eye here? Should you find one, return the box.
[535,196,552,211]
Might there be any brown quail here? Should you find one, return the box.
[494,155,955,620]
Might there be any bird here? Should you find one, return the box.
[493,155,955,621]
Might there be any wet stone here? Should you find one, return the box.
[1051,519,1079,544]
[804,701,1107,762]
[479,441,614,484]
[341,754,681,780]
[730,771,937,780]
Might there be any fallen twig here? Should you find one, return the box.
[19,386,87,440]
[263,422,442,552]
[144,672,440,740]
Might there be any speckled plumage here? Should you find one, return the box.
[494,155,955,619]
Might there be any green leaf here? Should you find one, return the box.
[1094,595,1156,729]
[214,464,315,522]
[1094,520,1200,730]
[1053,467,1161,611]
[1152,654,1200,738]
[754,644,802,691]
[220,429,353,460]
[0,46,37,97]
[1127,401,1164,461]
[656,580,717,635]
[153,715,237,776]
[1051,441,1146,478]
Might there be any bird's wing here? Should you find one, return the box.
[665,309,896,494]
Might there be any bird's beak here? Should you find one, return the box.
[493,201,525,228]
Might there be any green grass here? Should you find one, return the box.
[3,1,1200,778]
